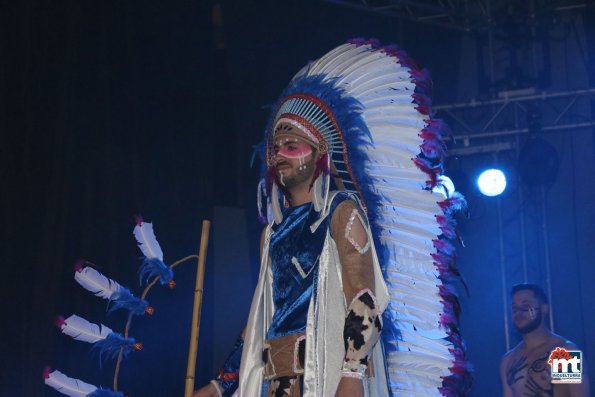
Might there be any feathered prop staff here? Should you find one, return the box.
[56,315,142,362]
[43,368,124,397]
[44,217,202,396]
[74,264,154,316]
[134,217,174,288]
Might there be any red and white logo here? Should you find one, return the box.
[548,347,582,384]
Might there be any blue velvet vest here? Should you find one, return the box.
[266,193,349,340]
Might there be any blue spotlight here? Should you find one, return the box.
[477,169,507,197]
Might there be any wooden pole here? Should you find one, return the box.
[184,220,211,397]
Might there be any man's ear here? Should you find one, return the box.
[541,303,549,317]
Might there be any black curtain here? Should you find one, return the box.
[0,1,231,395]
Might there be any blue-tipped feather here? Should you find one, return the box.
[92,332,138,363]
[138,257,173,286]
[108,287,149,316]
[87,388,124,397]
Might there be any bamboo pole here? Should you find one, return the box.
[184,220,211,397]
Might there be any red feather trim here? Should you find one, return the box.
[413,157,442,188]
[309,153,330,191]
[438,194,467,213]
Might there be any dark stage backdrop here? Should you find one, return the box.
[2,1,594,396]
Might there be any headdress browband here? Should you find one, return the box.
[267,93,339,161]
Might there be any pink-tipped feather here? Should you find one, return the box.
[73,260,85,273]
[55,315,66,328]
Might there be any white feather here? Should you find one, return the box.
[44,370,97,397]
[60,314,112,344]
[74,266,122,300]
[133,222,164,261]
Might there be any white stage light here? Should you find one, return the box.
[433,175,456,197]
[477,169,506,197]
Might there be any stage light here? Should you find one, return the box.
[477,169,507,197]
[433,175,456,197]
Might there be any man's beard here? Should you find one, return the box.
[277,161,315,189]
[515,310,542,334]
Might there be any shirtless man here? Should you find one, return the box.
[500,283,590,396]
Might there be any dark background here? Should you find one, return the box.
[1,1,594,396]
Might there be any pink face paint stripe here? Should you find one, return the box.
[276,143,312,159]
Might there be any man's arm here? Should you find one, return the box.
[330,200,375,303]
[331,200,378,397]
[500,355,514,397]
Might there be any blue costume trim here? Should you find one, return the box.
[216,334,243,397]
[266,193,350,340]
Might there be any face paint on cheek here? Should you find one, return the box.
[528,307,537,320]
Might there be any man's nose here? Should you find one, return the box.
[273,151,287,163]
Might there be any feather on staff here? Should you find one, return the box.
[74,266,153,316]
[56,314,112,343]
[133,216,164,260]
[109,287,153,316]
[56,315,142,362]
[43,368,123,397]
[134,217,174,288]
[74,265,122,300]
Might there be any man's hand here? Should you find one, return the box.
[334,377,364,397]
[192,382,220,397]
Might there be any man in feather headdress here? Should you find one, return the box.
[195,39,470,397]
[194,105,388,397]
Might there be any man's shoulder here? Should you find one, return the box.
[548,333,580,350]
[502,342,525,363]
[329,193,358,221]
[332,196,358,212]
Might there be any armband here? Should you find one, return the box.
[342,289,382,379]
